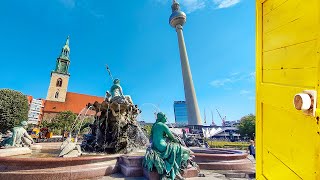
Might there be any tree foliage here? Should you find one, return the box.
[79,117,95,134]
[143,125,152,138]
[41,111,77,135]
[238,114,255,140]
[0,89,29,133]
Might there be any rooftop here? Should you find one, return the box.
[43,92,104,115]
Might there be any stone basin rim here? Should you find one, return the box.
[192,153,248,158]
[190,148,245,154]
[0,154,122,166]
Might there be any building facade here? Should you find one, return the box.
[27,96,45,125]
[223,120,240,127]
[173,101,188,126]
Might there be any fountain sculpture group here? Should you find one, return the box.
[81,78,148,154]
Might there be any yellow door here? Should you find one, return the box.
[256,0,320,179]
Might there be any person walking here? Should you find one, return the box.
[248,140,256,159]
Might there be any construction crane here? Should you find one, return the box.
[216,109,226,126]
[211,110,216,126]
[203,108,207,124]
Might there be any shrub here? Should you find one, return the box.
[0,89,28,133]
[208,141,250,150]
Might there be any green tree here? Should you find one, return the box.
[143,125,152,138]
[238,114,255,140]
[79,117,95,134]
[0,89,29,133]
[44,111,77,135]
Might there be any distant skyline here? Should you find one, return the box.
[0,0,255,125]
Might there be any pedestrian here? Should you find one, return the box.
[247,140,255,159]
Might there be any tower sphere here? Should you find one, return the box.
[169,10,186,28]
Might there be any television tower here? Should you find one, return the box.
[169,0,202,125]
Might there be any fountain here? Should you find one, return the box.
[81,78,148,154]
[0,77,152,180]
[0,76,253,179]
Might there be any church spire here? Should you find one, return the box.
[59,36,70,60]
[54,36,71,75]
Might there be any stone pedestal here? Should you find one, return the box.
[63,150,81,158]
[143,168,160,180]
[143,167,199,180]
[181,167,199,178]
[119,156,144,177]
[0,147,31,157]
[30,144,42,150]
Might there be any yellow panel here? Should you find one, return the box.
[256,175,268,180]
[262,0,288,15]
[260,83,310,110]
[263,0,317,33]
[263,22,317,52]
[263,0,318,52]
[262,147,301,180]
[262,68,317,87]
[256,0,320,179]
[256,1,263,178]
[263,40,318,70]
[263,103,318,179]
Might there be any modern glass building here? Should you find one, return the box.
[173,101,188,126]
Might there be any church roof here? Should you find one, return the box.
[44,92,104,115]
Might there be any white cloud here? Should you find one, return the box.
[88,9,105,19]
[240,90,250,95]
[210,71,254,88]
[155,0,239,13]
[155,0,169,5]
[213,0,241,9]
[59,0,76,9]
[210,78,233,87]
[180,0,206,13]
[249,71,256,80]
[58,0,104,19]
[230,72,240,76]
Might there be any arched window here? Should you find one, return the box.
[64,50,68,57]
[55,91,59,99]
[56,78,63,87]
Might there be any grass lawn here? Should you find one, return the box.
[207,141,250,150]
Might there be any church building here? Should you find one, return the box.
[42,37,104,122]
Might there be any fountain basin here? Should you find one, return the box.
[0,143,122,180]
[0,147,32,157]
[0,142,149,180]
[192,148,248,162]
[191,148,254,171]
[0,155,120,180]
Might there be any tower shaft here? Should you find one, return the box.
[175,25,202,125]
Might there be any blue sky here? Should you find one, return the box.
[0,0,255,125]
